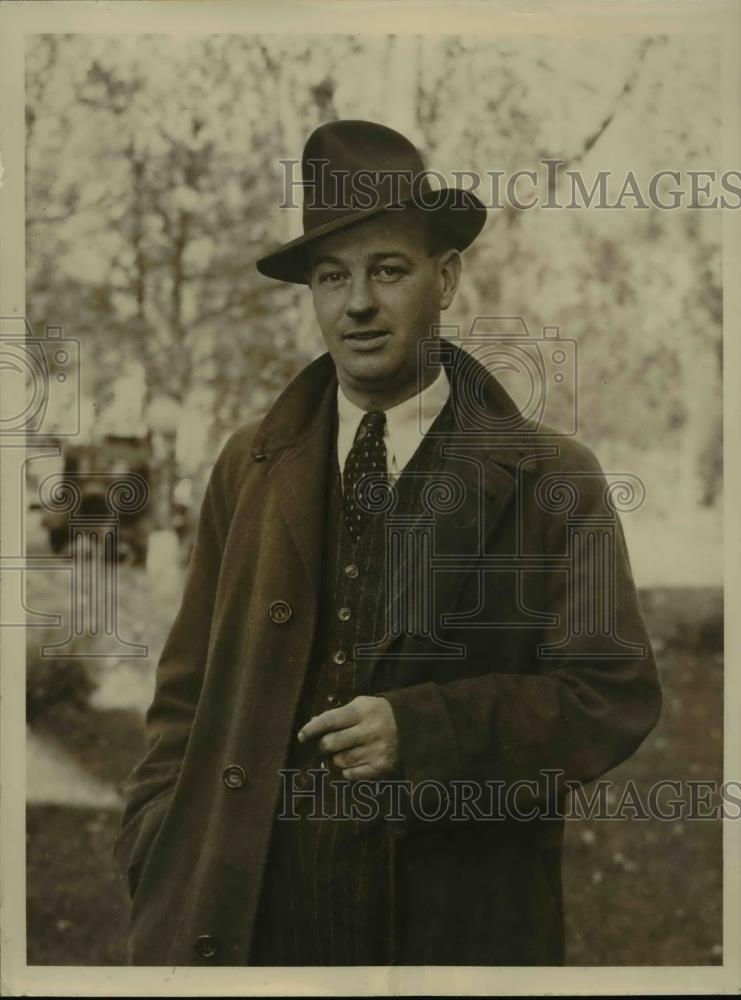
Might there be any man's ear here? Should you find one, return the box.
[439,249,462,311]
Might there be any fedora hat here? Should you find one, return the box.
[256,119,487,284]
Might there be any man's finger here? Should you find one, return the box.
[318,724,365,755]
[297,704,357,743]
[333,749,369,769]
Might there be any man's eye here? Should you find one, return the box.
[376,265,404,280]
[318,271,345,285]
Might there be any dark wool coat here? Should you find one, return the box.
[115,342,662,966]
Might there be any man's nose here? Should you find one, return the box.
[345,274,377,320]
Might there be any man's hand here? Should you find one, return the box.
[297,696,399,780]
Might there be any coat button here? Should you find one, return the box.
[337,607,352,622]
[332,650,347,665]
[344,563,359,579]
[194,934,218,958]
[222,764,247,789]
[326,694,340,707]
[268,600,292,624]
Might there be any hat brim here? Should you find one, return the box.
[255,189,487,284]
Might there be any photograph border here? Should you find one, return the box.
[1,1,739,995]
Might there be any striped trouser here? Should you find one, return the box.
[249,793,391,966]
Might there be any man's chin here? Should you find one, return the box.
[340,354,399,385]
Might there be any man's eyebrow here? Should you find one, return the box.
[367,250,414,263]
[311,254,345,268]
[310,249,416,269]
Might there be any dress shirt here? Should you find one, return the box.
[336,365,450,484]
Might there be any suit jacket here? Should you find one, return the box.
[115,341,662,966]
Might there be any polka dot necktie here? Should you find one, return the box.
[342,410,387,543]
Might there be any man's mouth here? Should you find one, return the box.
[343,329,390,345]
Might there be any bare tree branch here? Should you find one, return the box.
[555,36,662,171]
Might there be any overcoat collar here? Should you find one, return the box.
[250,340,536,467]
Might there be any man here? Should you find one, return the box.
[116,120,662,966]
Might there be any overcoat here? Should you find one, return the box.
[116,341,662,966]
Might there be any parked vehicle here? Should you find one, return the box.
[41,433,153,566]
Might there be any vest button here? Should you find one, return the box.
[332,651,347,665]
[194,934,218,959]
[344,563,359,579]
[222,764,247,789]
[338,607,352,622]
[268,600,292,624]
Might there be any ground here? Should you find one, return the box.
[24,530,723,966]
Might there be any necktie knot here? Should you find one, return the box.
[358,410,386,437]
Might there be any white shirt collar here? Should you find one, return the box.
[336,365,450,479]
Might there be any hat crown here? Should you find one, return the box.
[303,119,426,181]
[300,120,427,233]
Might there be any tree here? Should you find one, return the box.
[26,32,722,512]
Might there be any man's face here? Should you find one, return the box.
[307,210,460,405]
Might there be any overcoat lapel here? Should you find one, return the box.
[249,353,338,643]
[365,436,523,663]
[270,414,333,585]
[364,348,532,663]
